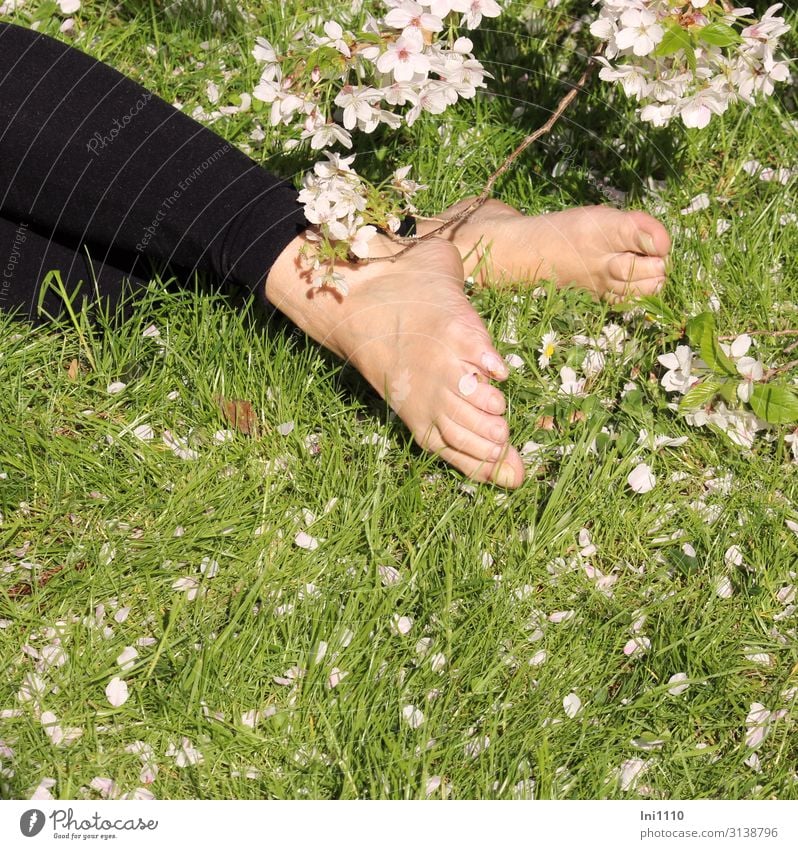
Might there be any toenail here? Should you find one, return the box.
[458,373,478,397]
[489,444,502,461]
[495,463,517,488]
[481,352,506,376]
[491,422,507,442]
[488,395,504,414]
[637,232,657,255]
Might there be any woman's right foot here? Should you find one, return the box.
[265,235,524,488]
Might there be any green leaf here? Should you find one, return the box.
[635,295,680,326]
[679,378,723,410]
[685,312,713,348]
[654,22,693,58]
[699,22,741,48]
[685,312,736,376]
[699,331,737,377]
[718,380,738,404]
[749,385,798,425]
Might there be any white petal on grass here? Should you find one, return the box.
[745,703,772,749]
[628,462,656,493]
[114,606,131,623]
[166,737,203,768]
[142,323,160,338]
[504,353,525,369]
[378,564,401,585]
[528,649,547,666]
[617,758,649,791]
[40,644,67,668]
[563,692,582,718]
[549,610,575,623]
[212,429,233,444]
[199,557,219,577]
[744,649,772,666]
[133,424,154,442]
[425,776,442,796]
[464,735,490,758]
[680,193,710,215]
[724,545,744,568]
[106,676,129,707]
[294,531,319,550]
[90,777,119,799]
[390,614,413,635]
[30,777,56,800]
[58,0,80,13]
[402,704,424,729]
[415,637,432,655]
[328,668,348,689]
[98,542,115,566]
[241,710,260,728]
[430,652,447,673]
[623,636,651,657]
[106,381,126,395]
[40,711,64,746]
[116,646,138,670]
[667,672,690,696]
[715,575,734,598]
[172,576,201,600]
[276,420,294,436]
[162,430,198,461]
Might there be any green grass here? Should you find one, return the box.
[1,0,797,800]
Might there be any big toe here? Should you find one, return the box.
[623,210,671,257]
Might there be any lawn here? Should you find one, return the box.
[1,0,797,800]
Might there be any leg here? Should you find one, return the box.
[0,213,166,324]
[0,21,307,308]
[0,23,523,487]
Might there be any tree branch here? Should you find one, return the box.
[369,56,599,262]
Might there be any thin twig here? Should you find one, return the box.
[369,56,599,262]
[718,329,798,341]
[764,359,798,382]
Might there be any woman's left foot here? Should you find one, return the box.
[418,198,671,301]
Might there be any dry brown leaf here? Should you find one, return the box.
[66,359,79,381]
[535,414,555,431]
[216,395,260,436]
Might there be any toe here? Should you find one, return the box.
[434,414,508,462]
[456,379,507,415]
[624,210,671,257]
[429,438,525,487]
[444,393,510,444]
[608,253,667,284]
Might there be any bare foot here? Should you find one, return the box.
[419,198,672,301]
[265,233,525,488]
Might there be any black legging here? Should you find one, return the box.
[0,21,311,322]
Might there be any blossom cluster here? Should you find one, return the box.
[251,1,500,289]
[590,2,791,129]
[658,333,769,447]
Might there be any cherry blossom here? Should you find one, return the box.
[454,0,502,30]
[377,31,430,82]
[657,345,698,395]
[614,9,664,58]
[591,2,791,129]
[385,1,444,34]
[628,462,656,494]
